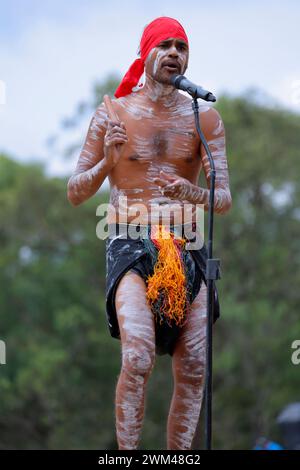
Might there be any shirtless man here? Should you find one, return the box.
[67,16,232,450]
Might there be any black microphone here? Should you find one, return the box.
[170,75,216,102]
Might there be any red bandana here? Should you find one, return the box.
[114,16,189,98]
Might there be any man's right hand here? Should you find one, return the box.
[104,119,128,169]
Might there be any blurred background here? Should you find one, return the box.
[0,0,300,450]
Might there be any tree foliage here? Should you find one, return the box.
[1,84,300,449]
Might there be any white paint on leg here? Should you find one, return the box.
[115,271,156,449]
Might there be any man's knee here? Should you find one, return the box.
[122,342,155,377]
[184,349,205,373]
[174,336,206,379]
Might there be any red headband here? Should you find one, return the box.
[114,16,189,98]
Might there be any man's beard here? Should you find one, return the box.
[154,63,187,85]
[153,70,178,86]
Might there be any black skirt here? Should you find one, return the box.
[105,223,220,357]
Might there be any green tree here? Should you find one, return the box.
[212,93,300,448]
[1,89,300,450]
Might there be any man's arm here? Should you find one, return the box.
[155,108,232,214]
[196,107,232,214]
[67,103,109,206]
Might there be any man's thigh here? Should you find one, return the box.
[115,270,156,346]
[172,282,207,361]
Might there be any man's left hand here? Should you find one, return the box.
[154,170,195,201]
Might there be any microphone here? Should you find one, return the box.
[170,75,216,102]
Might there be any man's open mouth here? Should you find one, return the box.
[162,62,179,72]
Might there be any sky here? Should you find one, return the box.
[0,0,300,176]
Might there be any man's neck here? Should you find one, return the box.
[140,74,179,106]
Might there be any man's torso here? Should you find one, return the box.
[106,92,210,225]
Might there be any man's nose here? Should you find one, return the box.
[168,45,179,57]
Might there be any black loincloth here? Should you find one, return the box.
[105,223,220,357]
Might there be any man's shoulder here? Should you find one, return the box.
[111,95,132,116]
[201,105,222,120]
[95,96,126,122]
[95,95,126,112]
[200,106,224,136]
[177,94,220,117]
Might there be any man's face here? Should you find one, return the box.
[145,37,189,84]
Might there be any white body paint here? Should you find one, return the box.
[67,33,231,451]
[115,272,156,449]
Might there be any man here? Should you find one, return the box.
[67,16,232,450]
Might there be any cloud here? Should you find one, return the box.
[0,0,299,175]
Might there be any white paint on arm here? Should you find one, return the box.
[198,109,232,214]
[67,103,109,205]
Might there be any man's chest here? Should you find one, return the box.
[122,118,200,164]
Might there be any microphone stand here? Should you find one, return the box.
[192,97,221,450]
